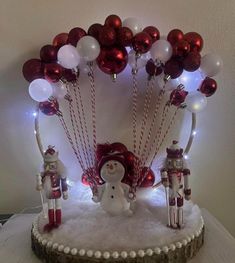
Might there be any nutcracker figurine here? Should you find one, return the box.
[36,145,68,232]
[161,141,191,229]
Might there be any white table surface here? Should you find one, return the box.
[0,209,234,263]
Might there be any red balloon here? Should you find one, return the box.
[62,68,78,82]
[138,167,155,187]
[39,99,59,116]
[145,59,162,76]
[44,63,63,83]
[143,26,160,43]
[199,77,217,97]
[132,32,152,54]
[105,14,122,29]
[184,32,203,52]
[97,46,128,75]
[183,51,201,72]
[173,40,190,57]
[52,33,68,48]
[170,88,188,106]
[22,59,44,82]
[167,29,184,45]
[88,23,103,40]
[99,26,116,46]
[40,45,58,63]
[110,142,128,153]
[117,27,133,46]
[164,59,183,79]
[68,27,86,47]
[123,151,137,167]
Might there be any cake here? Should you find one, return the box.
[22,14,222,263]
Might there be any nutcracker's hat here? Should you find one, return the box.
[43,145,58,162]
[166,140,183,158]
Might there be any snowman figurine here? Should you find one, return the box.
[92,154,134,216]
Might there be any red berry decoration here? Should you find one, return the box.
[62,68,77,82]
[39,99,59,116]
[170,88,188,106]
[184,32,203,52]
[68,27,86,47]
[164,59,183,79]
[117,27,133,46]
[99,26,116,46]
[40,45,58,63]
[44,63,63,83]
[132,32,152,54]
[97,46,128,75]
[52,33,68,48]
[143,26,160,43]
[183,51,201,72]
[88,23,103,40]
[173,40,190,58]
[199,77,217,97]
[138,167,155,187]
[22,59,44,82]
[167,29,184,45]
[105,14,122,29]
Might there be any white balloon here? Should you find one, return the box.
[29,79,53,102]
[150,39,172,62]
[176,70,204,92]
[128,50,150,70]
[52,82,67,99]
[185,91,207,113]
[77,36,100,62]
[123,17,143,35]
[79,59,97,74]
[200,53,223,77]
[57,44,80,69]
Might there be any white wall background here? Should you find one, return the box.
[0,0,234,236]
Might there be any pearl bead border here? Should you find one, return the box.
[32,215,204,260]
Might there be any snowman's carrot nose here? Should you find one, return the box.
[109,164,114,170]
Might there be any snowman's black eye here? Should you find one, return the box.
[106,164,109,167]
[114,163,117,166]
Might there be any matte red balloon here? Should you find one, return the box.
[52,33,68,48]
[117,27,133,46]
[164,59,183,79]
[99,26,116,46]
[167,29,184,45]
[138,167,155,187]
[173,40,190,57]
[143,26,160,43]
[170,88,188,106]
[40,45,58,63]
[183,51,201,72]
[199,77,217,97]
[97,46,128,74]
[68,27,86,47]
[132,32,152,54]
[39,99,59,116]
[44,63,63,83]
[62,68,78,82]
[88,23,103,40]
[145,59,162,76]
[111,142,128,153]
[184,32,203,52]
[105,14,122,29]
[22,58,44,82]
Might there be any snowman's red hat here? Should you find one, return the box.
[43,145,58,163]
[166,140,183,159]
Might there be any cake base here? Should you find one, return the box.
[31,184,205,262]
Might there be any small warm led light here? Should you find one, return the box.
[67,179,75,187]
[184,154,189,160]
[192,130,197,136]
[32,112,37,117]
[34,130,37,135]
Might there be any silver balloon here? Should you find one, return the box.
[185,91,207,113]
[57,44,80,69]
[123,17,143,35]
[77,36,100,62]
[128,50,150,70]
[200,53,223,77]
[29,79,53,102]
[150,39,172,62]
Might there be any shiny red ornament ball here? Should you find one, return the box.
[44,63,63,83]
[143,26,160,43]
[105,14,122,29]
[164,59,183,79]
[183,51,201,72]
[52,33,69,48]
[88,23,103,40]
[123,151,137,167]
[99,26,116,46]
[184,32,203,52]
[199,77,217,97]
[68,27,86,47]
[62,68,78,82]
[39,99,59,116]
[97,46,128,75]
[138,167,155,187]
[117,27,133,46]
[167,29,184,45]
[170,88,188,106]
[40,45,58,63]
[81,173,90,186]
[145,59,162,76]
[22,59,44,82]
[173,40,190,58]
[132,32,152,54]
